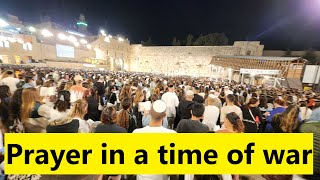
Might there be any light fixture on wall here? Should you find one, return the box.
[41,29,53,37]
[100,29,106,36]
[58,33,67,40]
[0,19,9,27]
[80,39,87,44]
[104,37,110,43]
[68,35,77,42]
[118,37,124,42]
[28,26,36,32]
[86,44,92,49]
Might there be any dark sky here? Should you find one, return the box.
[1,0,320,50]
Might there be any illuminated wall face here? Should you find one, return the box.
[56,44,75,58]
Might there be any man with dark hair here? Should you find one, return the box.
[175,90,195,128]
[220,94,243,127]
[22,76,35,88]
[94,76,106,105]
[192,86,204,104]
[176,102,209,133]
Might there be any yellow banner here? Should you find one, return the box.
[5,133,313,174]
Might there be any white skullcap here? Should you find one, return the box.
[163,80,167,85]
[209,90,215,93]
[152,100,166,113]
[209,94,217,99]
[186,90,194,96]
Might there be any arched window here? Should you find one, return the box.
[23,43,27,50]
[26,42,32,50]
[4,41,9,48]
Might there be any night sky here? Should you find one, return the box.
[1,0,320,50]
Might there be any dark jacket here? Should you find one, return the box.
[132,105,142,128]
[176,119,209,133]
[94,82,105,96]
[95,123,126,133]
[300,121,320,174]
[86,96,101,121]
[175,99,194,128]
[46,118,79,133]
[240,106,263,133]
[193,94,204,104]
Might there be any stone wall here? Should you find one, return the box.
[129,41,264,76]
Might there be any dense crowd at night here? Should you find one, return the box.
[0,65,319,180]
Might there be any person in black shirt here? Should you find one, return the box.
[241,98,262,133]
[176,102,209,133]
[192,86,204,104]
[85,87,101,121]
[94,76,106,106]
[175,90,195,128]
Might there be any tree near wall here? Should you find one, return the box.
[142,37,153,46]
[283,48,292,57]
[303,49,318,65]
[192,33,228,46]
[186,34,193,46]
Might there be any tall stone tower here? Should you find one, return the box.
[77,14,88,34]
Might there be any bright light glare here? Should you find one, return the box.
[17,39,24,44]
[28,26,36,32]
[108,35,112,38]
[8,38,16,43]
[58,33,67,40]
[104,37,110,43]
[41,29,53,37]
[80,39,87,44]
[118,37,124,42]
[100,30,106,36]
[74,42,80,47]
[86,44,92,49]
[0,19,9,27]
[68,35,77,42]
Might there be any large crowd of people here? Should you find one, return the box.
[0,65,319,180]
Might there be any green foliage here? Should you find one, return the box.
[303,49,318,65]
[186,34,193,46]
[283,48,292,57]
[192,33,228,46]
[172,37,181,46]
[142,37,153,46]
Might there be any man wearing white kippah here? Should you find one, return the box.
[161,84,179,129]
[133,100,176,133]
[133,100,175,180]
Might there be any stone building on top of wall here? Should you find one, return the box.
[0,13,131,70]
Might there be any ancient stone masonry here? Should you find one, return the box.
[129,41,264,76]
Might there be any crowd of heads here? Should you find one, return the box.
[0,64,319,179]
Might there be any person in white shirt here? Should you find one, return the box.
[161,84,179,129]
[38,90,72,122]
[224,86,233,96]
[133,100,175,180]
[220,94,243,127]
[203,94,220,131]
[0,70,19,94]
[299,101,312,121]
[69,99,93,133]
